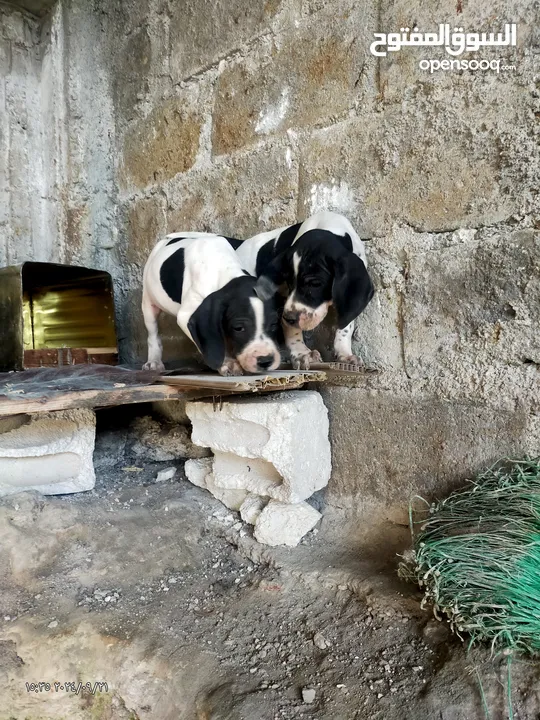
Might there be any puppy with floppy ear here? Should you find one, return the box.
[331,253,374,330]
[235,211,374,368]
[187,275,282,374]
[142,233,282,376]
[187,292,227,373]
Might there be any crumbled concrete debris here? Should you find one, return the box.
[206,476,248,511]
[302,688,316,704]
[0,409,96,496]
[156,467,177,482]
[254,500,322,547]
[313,632,330,650]
[185,458,247,510]
[239,494,268,525]
[185,458,213,488]
[187,392,331,503]
[129,416,210,462]
[5,465,519,720]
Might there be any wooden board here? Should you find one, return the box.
[156,369,326,392]
[0,366,187,416]
[0,365,326,417]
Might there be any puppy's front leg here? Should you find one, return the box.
[284,323,322,370]
[219,358,244,376]
[333,321,360,364]
[142,295,165,371]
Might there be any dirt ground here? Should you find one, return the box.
[1,408,539,720]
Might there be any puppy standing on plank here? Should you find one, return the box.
[142,233,282,376]
[235,211,374,369]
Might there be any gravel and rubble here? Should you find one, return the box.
[1,410,539,719]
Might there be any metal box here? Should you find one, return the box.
[0,262,118,371]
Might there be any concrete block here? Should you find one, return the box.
[254,500,321,547]
[239,494,268,525]
[184,458,248,511]
[120,96,202,190]
[169,0,298,81]
[186,392,331,503]
[0,409,96,496]
[164,140,298,239]
[212,0,377,155]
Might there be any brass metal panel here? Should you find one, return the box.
[0,265,25,371]
[0,262,118,370]
[27,281,117,350]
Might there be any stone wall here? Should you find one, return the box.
[1,0,539,531]
[0,4,62,265]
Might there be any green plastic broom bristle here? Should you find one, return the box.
[398,458,540,657]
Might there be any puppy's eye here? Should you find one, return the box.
[306,278,323,288]
[232,324,245,333]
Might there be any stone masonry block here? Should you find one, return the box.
[212,0,377,156]
[169,0,299,81]
[299,114,502,236]
[120,96,202,190]
[186,392,331,504]
[164,141,298,239]
[0,409,96,497]
[254,500,321,547]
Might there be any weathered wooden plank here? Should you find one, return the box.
[0,365,326,417]
[0,384,193,416]
[157,370,326,391]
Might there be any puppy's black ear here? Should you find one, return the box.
[332,255,374,329]
[261,251,290,286]
[254,275,279,302]
[187,294,226,371]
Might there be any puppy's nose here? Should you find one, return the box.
[283,310,298,326]
[257,355,274,369]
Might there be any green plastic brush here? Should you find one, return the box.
[399,458,540,657]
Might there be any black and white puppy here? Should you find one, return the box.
[142,232,282,376]
[236,211,374,369]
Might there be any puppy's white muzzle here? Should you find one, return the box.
[283,297,330,331]
[236,338,281,374]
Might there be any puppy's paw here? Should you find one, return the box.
[291,349,322,370]
[335,353,361,366]
[143,360,166,372]
[218,360,243,376]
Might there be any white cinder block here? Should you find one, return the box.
[239,494,268,525]
[0,409,96,496]
[184,457,247,511]
[254,500,321,547]
[186,392,331,503]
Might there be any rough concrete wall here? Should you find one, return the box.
[1,0,539,531]
[96,0,538,525]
